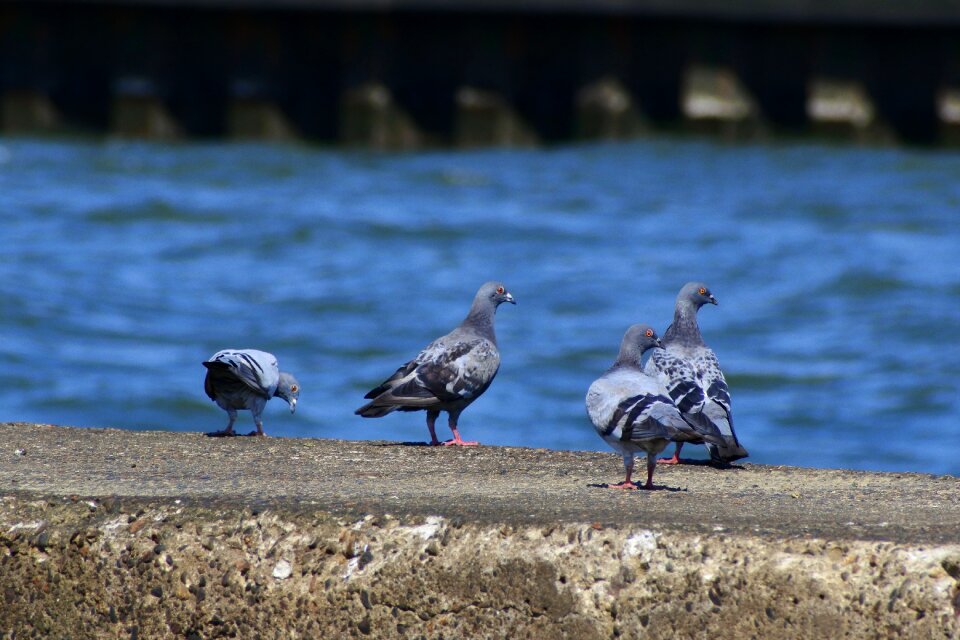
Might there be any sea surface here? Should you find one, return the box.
[1,137,958,475]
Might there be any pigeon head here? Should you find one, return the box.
[617,324,662,365]
[679,282,718,308]
[479,281,516,309]
[275,373,300,413]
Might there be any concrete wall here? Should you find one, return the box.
[3,496,960,639]
[3,424,960,638]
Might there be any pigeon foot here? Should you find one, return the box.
[658,454,682,465]
[246,431,267,437]
[442,437,479,446]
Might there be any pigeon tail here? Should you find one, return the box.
[355,401,399,418]
[707,439,749,463]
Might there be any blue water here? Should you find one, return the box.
[1,137,958,475]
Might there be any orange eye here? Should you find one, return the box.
[698,287,707,295]
[496,286,505,294]
[291,385,299,393]
[645,329,654,338]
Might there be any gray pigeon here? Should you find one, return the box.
[203,349,300,437]
[355,281,515,446]
[587,324,725,490]
[644,282,748,464]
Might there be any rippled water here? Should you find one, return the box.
[1,137,958,475]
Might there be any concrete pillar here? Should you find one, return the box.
[806,78,890,142]
[227,80,297,140]
[454,86,537,148]
[1,89,60,133]
[340,83,421,150]
[937,88,960,144]
[111,77,180,139]
[575,77,645,140]
[681,65,762,137]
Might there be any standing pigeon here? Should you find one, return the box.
[355,281,515,446]
[644,282,747,464]
[203,349,300,437]
[587,324,724,490]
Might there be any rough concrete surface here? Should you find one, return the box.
[1,422,959,639]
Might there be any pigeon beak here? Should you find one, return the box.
[290,398,297,414]
[504,292,516,305]
[709,295,718,305]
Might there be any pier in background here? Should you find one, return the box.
[4,0,960,145]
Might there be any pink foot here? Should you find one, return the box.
[658,454,681,465]
[442,426,478,446]
[605,481,638,490]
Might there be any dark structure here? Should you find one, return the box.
[3,0,960,145]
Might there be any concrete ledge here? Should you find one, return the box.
[2,423,960,637]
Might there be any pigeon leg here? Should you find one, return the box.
[426,410,441,446]
[658,442,683,465]
[208,410,237,437]
[641,454,658,490]
[443,412,478,446]
[247,409,266,437]
[607,456,637,490]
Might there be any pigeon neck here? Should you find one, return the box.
[665,301,704,345]
[612,344,648,370]
[611,357,643,372]
[463,302,497,341]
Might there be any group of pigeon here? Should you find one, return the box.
[202,280,747,490]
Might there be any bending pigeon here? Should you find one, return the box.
[355,281,515,446]
[587,324,724,490]
[203,349,300,437]
[644,282,747,464]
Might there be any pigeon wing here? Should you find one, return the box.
[611,393,675,443]
[204,350,279,398]
[361,337,500,410]
[645,348,706,414]
[695,348,747,460]
[698,350,734,434]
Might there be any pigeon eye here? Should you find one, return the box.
[496,286,505,294]
[698,287,707,295]
[291,385,299,393]
[645,329,654,338]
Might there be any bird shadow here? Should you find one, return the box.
[373,441,435,448]
[663,458,746,470]
[587,482,687,493]
[373,440,485,448]
[204,431,265,438]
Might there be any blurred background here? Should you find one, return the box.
[1,0,958,475]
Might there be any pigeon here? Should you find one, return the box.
[643,282,748,464]
[202,349,300,437]
[355,281,516,446]
[587,324,725,490]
